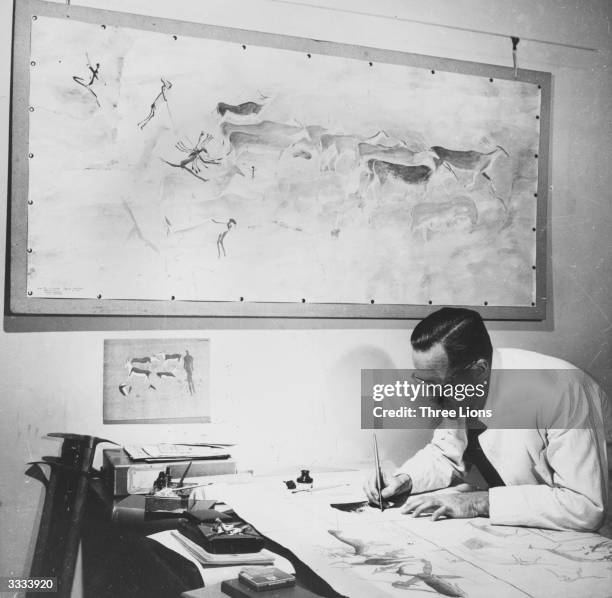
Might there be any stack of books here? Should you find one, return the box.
[103,444,237,495]
[170,531,276,567]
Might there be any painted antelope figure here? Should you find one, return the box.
[156,352,183,364]
[360,156,443,200]
[125,356,154,368]
[220,121,320,164]
[411,196,479,241]
[430,145,510,209]
[127,366,156,390]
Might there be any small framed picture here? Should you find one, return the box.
[103,338,210,423]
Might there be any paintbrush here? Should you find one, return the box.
[373,433,384,512]
[178,460,193,487]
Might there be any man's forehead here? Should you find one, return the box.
[412,343,449,374]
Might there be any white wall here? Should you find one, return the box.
[1,0,610,579]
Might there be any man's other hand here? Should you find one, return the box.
[401,490,489,520]
[363,470,412,506]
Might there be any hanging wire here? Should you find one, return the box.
[266,0,598,53]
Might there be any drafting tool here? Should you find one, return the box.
[290,483,349,494]
[373,433,384,512]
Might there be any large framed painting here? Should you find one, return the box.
[9,0,550,319]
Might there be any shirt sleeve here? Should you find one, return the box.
[394,421,468,494]
[489,374,608,531]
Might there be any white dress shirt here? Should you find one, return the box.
[395,348,611,531]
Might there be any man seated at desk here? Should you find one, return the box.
[364,307,611,532]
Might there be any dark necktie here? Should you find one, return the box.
[464,427,505,488]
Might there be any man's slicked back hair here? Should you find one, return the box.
[411,307,493,368]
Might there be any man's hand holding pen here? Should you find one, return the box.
[363,469,413,508]
[363,469,489,520]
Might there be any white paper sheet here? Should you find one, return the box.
[213,475,612,598]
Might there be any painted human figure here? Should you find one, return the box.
[212,218,237,258]
[73,55,101,107]
[183,350,195,395]
[138,77,172,129]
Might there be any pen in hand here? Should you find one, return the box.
[373,433,384,512]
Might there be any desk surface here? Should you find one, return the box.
[86,471,612,598]
[205,471,612,598]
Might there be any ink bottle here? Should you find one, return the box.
[296,469,313,490]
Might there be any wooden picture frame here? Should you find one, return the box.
[8,0,550,319]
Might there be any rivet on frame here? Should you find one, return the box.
[534,153,539,158]
[31,61,36,67]
[32,15,37,20]
[368,61,373,67]
[532,227,537,232]
[27,248,32,253]
[28,153,34,158]
[239,296,244,302]
[489,78,494,82]
[101,24,106,29]
[430,69,435,74]
[531,301,536,306]
[538,84,542,89]
[28,200,33,205]
[534,192,538,197]
[428,300,433,305]
[370,299,375,304]
[301,298,306,303]
[536,115,540,120]
[484,301,489,306]
[171,295,175,300]
[97,294,102,299]
[307,53,312,58]
[29,106,34,112]
[173,35,178,40]
[242,44,247,50]
[28,291,33,296]
[532,265,536,270]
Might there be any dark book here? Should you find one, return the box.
[222,578,321,598]
[177,519,264,554]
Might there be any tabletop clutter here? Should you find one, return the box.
[103,443,321,596]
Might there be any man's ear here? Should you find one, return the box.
[470,358,490,383]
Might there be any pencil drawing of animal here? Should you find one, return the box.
[360,157,443,199]
[156,353,183,365]
[411,197,478,241]
[430,145,510,209]
[357,142,437,169]
[156,371,176,379]
[217,100,264,117]
[318,131,388,172]
[327,529,368,556]
[125,356,154,368]
[393,560,467,597]
[220,121,316,163]
[128,366,152,380]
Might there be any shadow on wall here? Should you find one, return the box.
[322,345,430,469]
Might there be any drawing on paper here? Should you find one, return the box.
[213,478,612,598]
[103,338,210,423]
[24,12,544,308]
